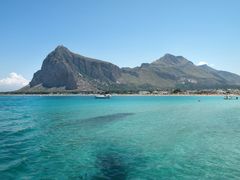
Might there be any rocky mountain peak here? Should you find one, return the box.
[152,53,191,66]
[54,45,70,52]
[50,45,72,58]
[29,46,122,91]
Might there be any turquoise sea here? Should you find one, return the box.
[1,96,240,179]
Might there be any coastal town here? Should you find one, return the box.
[137,89,240,95]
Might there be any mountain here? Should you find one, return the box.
[119,53,240,90]
[22,46,121,93]
[19,46,240,93]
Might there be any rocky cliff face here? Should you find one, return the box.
[29,46,121,91]
[22,45,240,93]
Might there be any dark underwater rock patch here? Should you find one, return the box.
[53,113,134,131]
[82,113,135,125]
[94,152,128,180]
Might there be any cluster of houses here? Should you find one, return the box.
[138,89,240,95]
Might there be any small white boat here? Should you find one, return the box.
[95,94,111,99]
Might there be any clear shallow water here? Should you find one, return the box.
[1,96,240,179]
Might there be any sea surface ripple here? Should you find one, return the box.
[1,96,240,179]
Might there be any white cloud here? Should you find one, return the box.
[197,61,208,66]
[197,61,214,67]
[0,72,29,92]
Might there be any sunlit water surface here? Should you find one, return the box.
[1,96,240,179]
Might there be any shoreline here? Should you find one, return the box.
[0,93,234,97]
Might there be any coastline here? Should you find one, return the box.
[0,93,231,97]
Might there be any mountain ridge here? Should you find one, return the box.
[18,45,240,93]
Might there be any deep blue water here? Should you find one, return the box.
[1,96,240,179]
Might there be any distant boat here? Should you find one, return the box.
[95,94,111,99]
[224,95,238,100]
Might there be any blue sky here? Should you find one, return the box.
[1,0,240,90]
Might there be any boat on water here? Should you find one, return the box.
[95,94,111,99]
[224,95,239,100]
